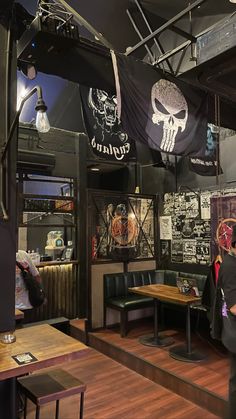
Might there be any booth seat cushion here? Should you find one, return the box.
[104,270,157,337]
[106,295,153,309]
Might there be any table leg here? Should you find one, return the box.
[0,377,17,418]
[139,299,174,347]
[169,304,206,362]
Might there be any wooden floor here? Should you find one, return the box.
[70,318,229,417]
[22,346,219,419]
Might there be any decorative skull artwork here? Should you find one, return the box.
[88,88,127,142]
[151,79,188,152]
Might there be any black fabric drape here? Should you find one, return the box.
[112,52,208,157]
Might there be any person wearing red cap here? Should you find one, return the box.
[219,224,236,419]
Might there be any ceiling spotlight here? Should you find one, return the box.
[229,0,236,3]
[20,63,37,80]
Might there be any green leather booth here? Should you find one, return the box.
[103,269,207,337]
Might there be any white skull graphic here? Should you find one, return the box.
[151,79,188,152]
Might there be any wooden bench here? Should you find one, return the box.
[104,270,158,337]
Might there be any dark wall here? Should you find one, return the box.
[99,167,132,192]
[0,9,18,333]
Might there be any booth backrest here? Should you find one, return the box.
[104,269,207,299]
[104,270,157,299]
[154,270,207,290]
[152,270,179,286]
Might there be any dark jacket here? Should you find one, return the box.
[202,261,222,340]
[202,263,217,321]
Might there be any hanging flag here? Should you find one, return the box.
[189,124,223,176]
[80,85,136,161]
[111,52,208,157]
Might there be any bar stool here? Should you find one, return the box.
[17,369,86,419]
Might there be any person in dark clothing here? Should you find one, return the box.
[202,256,221,323]
[219,225,236,419]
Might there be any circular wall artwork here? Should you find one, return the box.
[216,218,236,252]
[111,216,138,246]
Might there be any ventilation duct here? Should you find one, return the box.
[181,14,236,105]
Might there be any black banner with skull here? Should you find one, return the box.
[189,124,223,176]
[111,52,208,157]
[80,85,136,161]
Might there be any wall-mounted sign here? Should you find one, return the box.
[160,216,172,240]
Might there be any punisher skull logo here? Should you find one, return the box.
[151,79,188,152]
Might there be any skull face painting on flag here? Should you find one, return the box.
[111,51,208,157]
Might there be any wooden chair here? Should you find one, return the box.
[17,369,86,419]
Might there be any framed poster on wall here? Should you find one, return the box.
[89,190,156,262]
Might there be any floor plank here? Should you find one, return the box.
[23,347,220,419]
[80,318,229,399]
[70,318,228,416]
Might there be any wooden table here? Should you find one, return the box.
[0,324,88,418]
[15,309,24,320]
[129,284,206,362]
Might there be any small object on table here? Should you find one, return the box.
[0,331,16,344]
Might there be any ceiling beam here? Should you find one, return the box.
[150,13,196,42]
[126,0,206,56]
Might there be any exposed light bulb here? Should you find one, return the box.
[35,110,50,133]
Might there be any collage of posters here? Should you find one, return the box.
[162,192,211,265]
[162,188,236,265]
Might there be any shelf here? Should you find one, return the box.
[36,260,78,268]
[17,176,78,261]
[18,224,76,228]
[23,209,73,215]
[22,194,75,201]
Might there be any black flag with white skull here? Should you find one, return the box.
[80,85,136,161]
[111,52,208,157]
